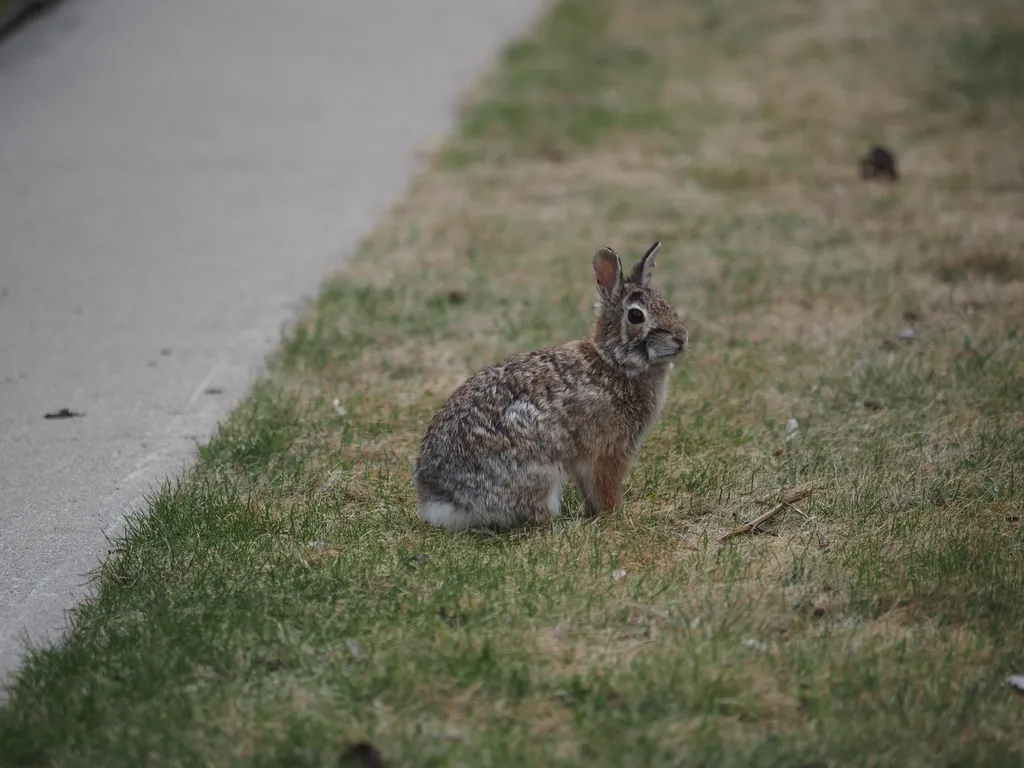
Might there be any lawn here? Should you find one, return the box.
[2,0,1024,765]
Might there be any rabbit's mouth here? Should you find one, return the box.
[647,332,688,363]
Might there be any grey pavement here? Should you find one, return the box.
[0,0,540,690]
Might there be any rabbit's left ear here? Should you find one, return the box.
[627,241,661,288]
[593,246,623,299]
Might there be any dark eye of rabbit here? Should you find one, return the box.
[627,308,645,325]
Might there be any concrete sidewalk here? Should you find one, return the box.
[0,0,540,689]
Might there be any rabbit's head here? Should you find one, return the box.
[591,242,688,375]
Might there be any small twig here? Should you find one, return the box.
[718,487,815,543]
[719,505,788,542]
[784,502,812,521]
[624,640,654,662]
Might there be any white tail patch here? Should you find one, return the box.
[419,500,478,531]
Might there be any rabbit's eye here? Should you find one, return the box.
[627,308,645,324]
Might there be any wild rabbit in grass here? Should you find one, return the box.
[413,241,688,532]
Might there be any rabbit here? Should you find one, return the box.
[413,241,688,532]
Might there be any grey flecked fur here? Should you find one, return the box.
[413,242,688,532]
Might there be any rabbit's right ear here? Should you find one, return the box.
[593,247,623,300]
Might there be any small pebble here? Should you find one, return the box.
[897,328,917,342]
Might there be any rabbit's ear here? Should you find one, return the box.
[627,241,661,288]
[593,247,623,298]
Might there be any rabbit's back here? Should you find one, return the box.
[415,342,598,477]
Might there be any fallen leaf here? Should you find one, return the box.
[44,408,83,420]
[858,145,899,181]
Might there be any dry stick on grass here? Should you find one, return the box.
[718,487,816,544]
[784,501,812,521]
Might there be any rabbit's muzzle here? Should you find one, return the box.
[648,329,688,363]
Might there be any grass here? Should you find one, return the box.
[3,0,1024,764]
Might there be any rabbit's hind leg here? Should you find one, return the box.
[506,465,566,527]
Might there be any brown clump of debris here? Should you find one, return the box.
[858,145,899,181]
